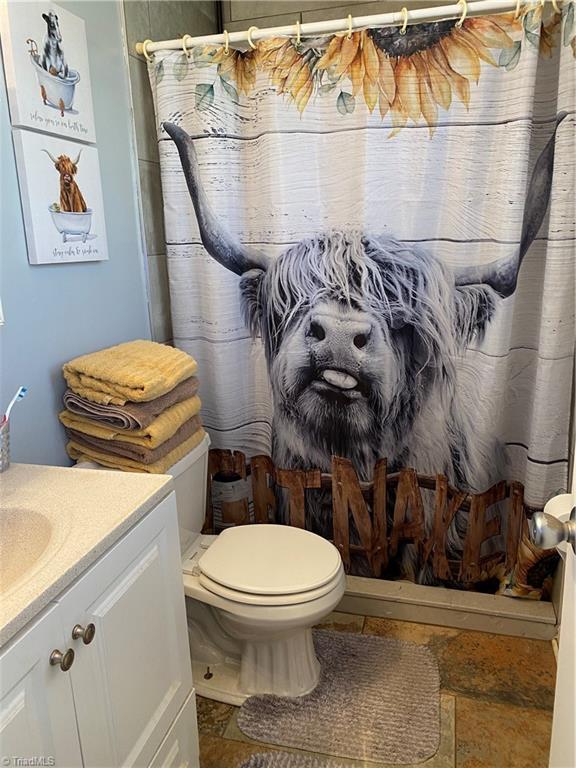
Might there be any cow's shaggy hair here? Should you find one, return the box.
[257,230,496,356]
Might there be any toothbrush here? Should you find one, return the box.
[2,386,28,425]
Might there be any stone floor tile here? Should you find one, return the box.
[456,696,552,768]
[196,695,236,736]
[199,733,275,768]
[315,611,365,633]
[363,617,459,645]
[434,631,556,709]
[363,618,556,709]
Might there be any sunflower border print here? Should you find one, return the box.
[154,1,575,136]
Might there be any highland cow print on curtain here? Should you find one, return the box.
[149,4,575,592]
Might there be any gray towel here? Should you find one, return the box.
[63,376,199,430]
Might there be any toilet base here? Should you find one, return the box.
[192,657,249,705]
[235,626,321,699]
[191,644,321,706]
[186,598,322,704]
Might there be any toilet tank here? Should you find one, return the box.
[167,432,211,553]
[74,432,211,555]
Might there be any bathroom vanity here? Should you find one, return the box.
[0,464,199,768]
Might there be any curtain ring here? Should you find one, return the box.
[141,39,154,62]
[551,0,560,12]
[346,14,353,39]
[247,26,258,49]
[455,0,467,27]
[182,34,193,59]
[223,29,230,55]
[295,19,301,47]
[399,7,408,35]
[514,0,522,19]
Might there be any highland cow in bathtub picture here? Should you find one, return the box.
[13,129,108,264]
[0,1,96,142]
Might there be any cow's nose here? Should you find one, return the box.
[308,316,372,351]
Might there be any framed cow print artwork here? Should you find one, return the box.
[13,129,108,264]
[0,1,96,142]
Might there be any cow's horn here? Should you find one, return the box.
[72,149,82,165]
[454,112,568,297]
[163,122,270,276]
[42,149,58,164]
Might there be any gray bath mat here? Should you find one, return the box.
[240,753,347,768]
[237,630,440,764]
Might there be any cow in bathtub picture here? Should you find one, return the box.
[26,10,80,117]
[0,1,97,141]
[165,115,566,583]
[41,11,68,78]
[43,147,94,243]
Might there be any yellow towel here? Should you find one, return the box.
[59,396,201,449]
[67,429,207,474]
[63,340,197,405]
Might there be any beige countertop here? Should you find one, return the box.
[0,463,173,648]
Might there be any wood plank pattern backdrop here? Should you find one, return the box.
[149,12,575,510]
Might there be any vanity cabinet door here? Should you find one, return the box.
[57,491,193,768]
[148,691,199,768]
[0,604,84,768]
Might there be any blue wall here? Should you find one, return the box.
[0,1,151,466]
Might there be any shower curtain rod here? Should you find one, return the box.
[135,0,522,56]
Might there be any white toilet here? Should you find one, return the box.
[76,434,346,705]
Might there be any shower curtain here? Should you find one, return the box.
[149,3,575,592]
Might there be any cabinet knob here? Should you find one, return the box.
[49,648,75,671]
[72,623,96,644]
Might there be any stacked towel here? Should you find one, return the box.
[63,376,199,429]
[60,340,206,473]
[63,339,197,404]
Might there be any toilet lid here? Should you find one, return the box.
[198,524,342,596]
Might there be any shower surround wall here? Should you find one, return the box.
[221,1,424,33]
[123,0,219,344]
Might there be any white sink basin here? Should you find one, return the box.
[0,508,53,591]
[0,463,172,648]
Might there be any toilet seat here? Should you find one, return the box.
[198,524,342,598]
[198,568,344,606]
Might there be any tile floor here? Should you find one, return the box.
[196,612,556,768]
